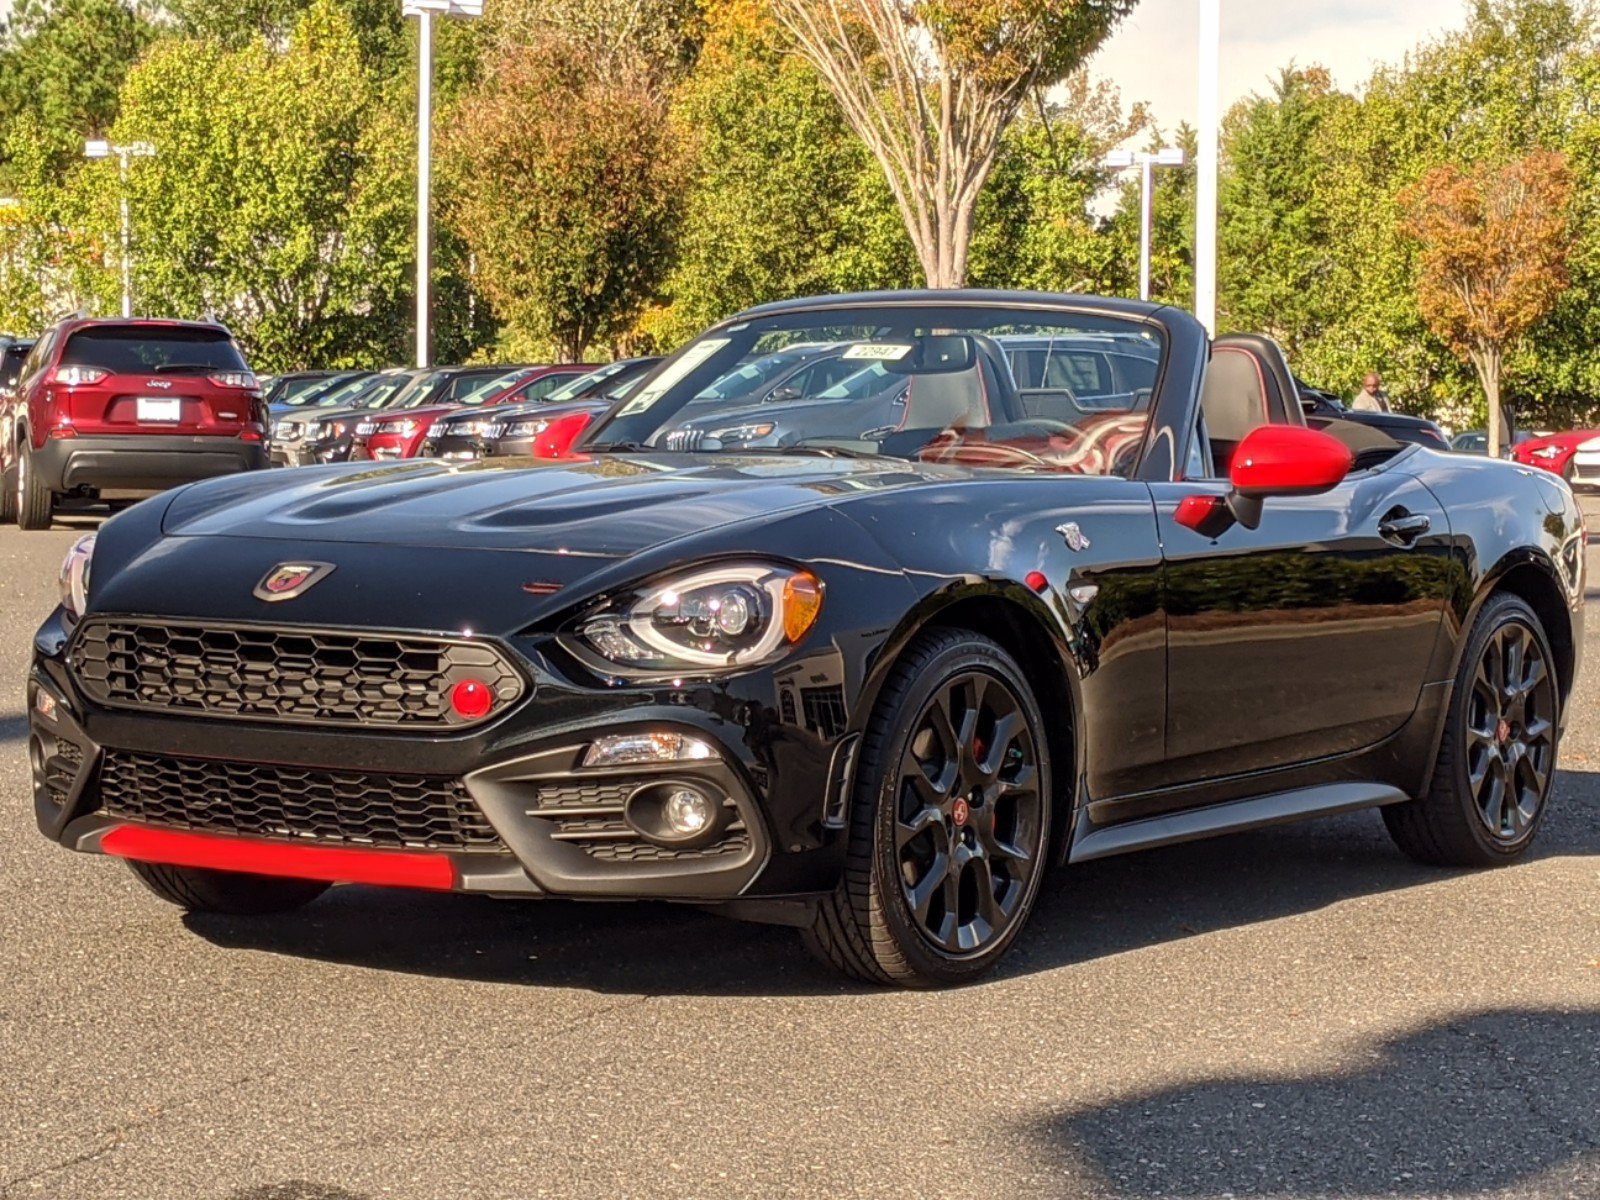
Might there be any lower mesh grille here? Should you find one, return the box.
[526,779,749,862]
[99,751,503,852]
[43,739,83,808]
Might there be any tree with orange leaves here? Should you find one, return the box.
[1400,150,1575,457]
[768,0,1139,289]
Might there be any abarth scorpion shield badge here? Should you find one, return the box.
[254,562,336,602]
[1056,522,1091,553]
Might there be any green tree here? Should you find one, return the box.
[652,0,914,346]
[1218,67,1344,357]
[770,0,1140,287]
[0,0,153,180]
[968,74,1147,294]
[78,0,415,369]
[445,35,684,359]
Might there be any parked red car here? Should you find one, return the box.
[350,364,588,461]
[1510,429,1600,481]
[0,318,267,529]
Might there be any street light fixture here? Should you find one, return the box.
[1102,147,1187,303]
[83,139,157,320]
[402,0,483,369]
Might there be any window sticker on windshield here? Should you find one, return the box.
[618,337,730,415]
[843,343,913,361]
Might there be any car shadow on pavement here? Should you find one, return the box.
[184,771,1600,997]
[1019,1007,1600,1197]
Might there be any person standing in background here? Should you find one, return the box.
[1351,372,1390,412]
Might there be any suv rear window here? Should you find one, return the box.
[60,326,248,375]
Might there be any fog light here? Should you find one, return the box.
[450,679,494,720]
[663,787,713,836]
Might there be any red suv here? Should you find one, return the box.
[0,318,268,529]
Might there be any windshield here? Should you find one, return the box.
[589,304,1164,475]
[545,361,630,404]
[61,325,248,374]
[455,368,532,407]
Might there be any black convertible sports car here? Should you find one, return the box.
[27,291,1584,986]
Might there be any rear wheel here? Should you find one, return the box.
[1384,593,1559,866]
[125,860,331,915]
[803,629,1052,986]
[15,440,53,530]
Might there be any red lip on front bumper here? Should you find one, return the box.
[101,825,457,890]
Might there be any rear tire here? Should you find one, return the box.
[125,860,331,915]
[802,629,1052,986]
[1384,593,1559,866]
[15,441,53,530]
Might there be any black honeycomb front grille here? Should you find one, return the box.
[99,750,504,851]
[526,779,750,863]
[69,618,524,729]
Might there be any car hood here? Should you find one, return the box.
[159,453,947,555]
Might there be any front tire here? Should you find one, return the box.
[803,629,1052,986]
[15,441,53,530]
[1384,593,1560,866]
[126,860,331,915]
[0,453,15,524]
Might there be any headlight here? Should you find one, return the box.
[59,534,95,618]
[427,420,447,437]
[504,419,547,438]
[354,421,377,437]
[1532,445,1563,459]
[396,420,419,437]
[575,563,823,672]
[272,421,300,441]
[711,422,776,444]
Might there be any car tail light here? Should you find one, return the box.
[53,366,107,387]
[239,426,265,442]
[208,371,258,389]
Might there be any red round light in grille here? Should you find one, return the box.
[450,679,494,720]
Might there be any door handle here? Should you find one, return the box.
[1378,510,1431,545]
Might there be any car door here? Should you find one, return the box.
[1147,337,1454,791]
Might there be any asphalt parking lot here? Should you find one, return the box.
[1,508,1596,1200]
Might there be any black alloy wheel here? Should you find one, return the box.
[804,629,1052,986]
[1462,621,1556,843]
[1385,592,1560,866]
[894,671,1045,954]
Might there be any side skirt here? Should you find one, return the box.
[1067,782,1409,864]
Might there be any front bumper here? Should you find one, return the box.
[35,434,267,492]
[28,612,854,904]
[270,436,353,467]
[1570,450,1600,488]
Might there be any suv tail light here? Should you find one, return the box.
[53,366,108,387]
[208,371,258,389]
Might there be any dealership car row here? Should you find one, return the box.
[4,317,1599,535]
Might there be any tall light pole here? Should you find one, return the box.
[402,0,482,369]
[1103,147,1187,302]
[83,139,156,319]
[1195,0,1221,334]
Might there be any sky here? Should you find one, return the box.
[1091,0,1473,134]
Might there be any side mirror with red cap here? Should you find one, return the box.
[1177,425,1354,534]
